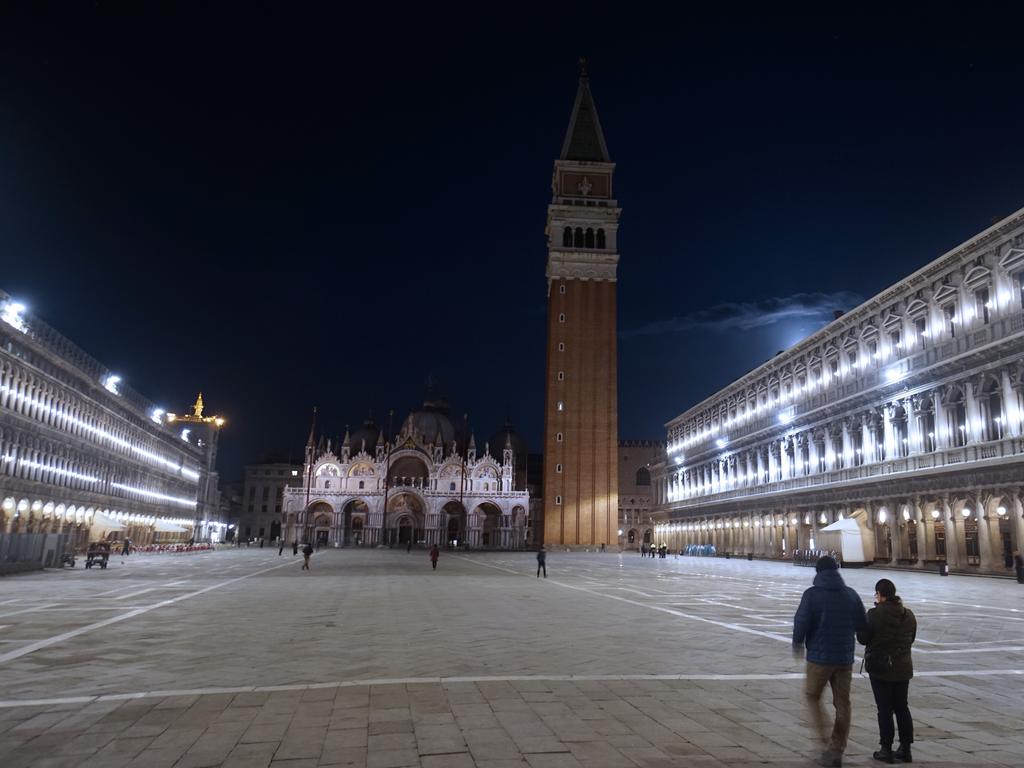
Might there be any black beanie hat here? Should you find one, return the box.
[815,555,838,572]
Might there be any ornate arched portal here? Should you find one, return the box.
[342,499,370,546]
[442,500,466,547]
[387,493,424,546]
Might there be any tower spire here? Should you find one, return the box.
[560,61,610,163]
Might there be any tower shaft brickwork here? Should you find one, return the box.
[542,69,619,547]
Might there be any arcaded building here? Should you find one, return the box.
[0,291,227,548]
[651,209,1024,575]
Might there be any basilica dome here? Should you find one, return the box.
[407,406,456,446]
[348,418,380,454]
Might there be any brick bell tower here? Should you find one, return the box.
[542,62,620,547]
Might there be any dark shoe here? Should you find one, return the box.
[818,749,842,767]
[872,746,895,763]
[893,744,912,763]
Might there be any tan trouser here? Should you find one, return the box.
[805,661,852,753]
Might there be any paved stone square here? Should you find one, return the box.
[0,548,1022,766]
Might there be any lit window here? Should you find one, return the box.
[557,401,564,411]
[974,287,991,324]
[942,302,957,337]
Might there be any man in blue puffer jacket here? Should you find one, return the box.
[792,556,867,767]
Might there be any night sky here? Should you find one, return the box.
[3,5,1024,481]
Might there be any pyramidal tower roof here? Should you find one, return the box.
[559,60,611,163]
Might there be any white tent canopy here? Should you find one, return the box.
[821,518,861,533]
[153,519,188,533]
[91,511,125,531]
[819,517,874,564]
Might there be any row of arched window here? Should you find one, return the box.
[562,227,607,249]
[669,254,1024,452]
[663,371,1021,503]
[0,426,196,511]
[0,357,195,482]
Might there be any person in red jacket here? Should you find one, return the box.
[429,544,439,570]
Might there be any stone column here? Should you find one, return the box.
[906,397,923,455]
[883,406,895,461]
[933,388,948,449]
[965,378,983,444]
[977,497,996,572]
[911,497,929,562]
[942,496,961,568]
[756,449,765,485]
[861,417,874,465]
[1011,488,1024,559]
[1001,370,1021,437]
[840,421,852,467]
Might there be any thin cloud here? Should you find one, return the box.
[622,291,864,337]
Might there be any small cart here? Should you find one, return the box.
[85,543,111,569]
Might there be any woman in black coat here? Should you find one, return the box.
[857,578,917,764]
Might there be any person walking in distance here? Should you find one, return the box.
[1014,550,1024,584]
[537,546,547,578]
[792,556,867,768]
[278,538,285,556]
[292,540,299,556]
[430,544,439,570]
[858,578,917,764]
[301,541,313,570]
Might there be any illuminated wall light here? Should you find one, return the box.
[12,457,99,484]
[0,386,199,482]
[110,482,197,508]
[878,510,887,523]
[961,508,971,518]
[103,374,122,395]
[181,429,191,443]
[997,506,1007,516]
[151,408,165,424]
[1,300,28,333]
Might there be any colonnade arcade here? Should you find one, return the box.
[1,495,193,549]
[283,491,527,549]
[654,487,1024,573]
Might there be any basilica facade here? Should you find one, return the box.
[651,207,1024,575]
[281,399,530,549]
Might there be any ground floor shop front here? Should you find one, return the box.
[656,477,1024,576]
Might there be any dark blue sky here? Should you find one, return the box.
[3,5,1024,480]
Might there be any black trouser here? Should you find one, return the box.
[1016,566,1024,584]
[869,677,913,748]
[537,562,546,577]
